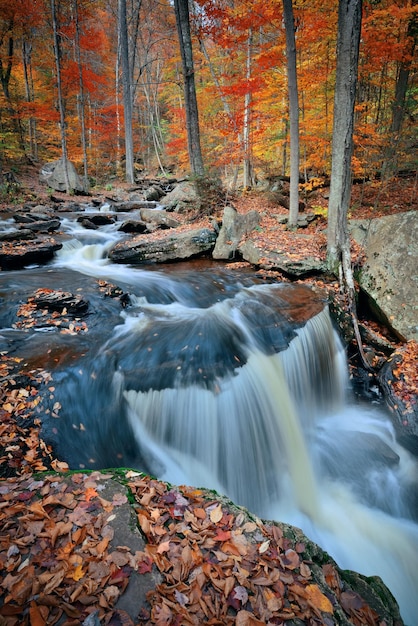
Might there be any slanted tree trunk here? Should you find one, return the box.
[22,40,37,160]
[173,0,204,176]
[50,0,71,194]
[118,0,135,184]
[327,0,369,368]
[282,0,300,227]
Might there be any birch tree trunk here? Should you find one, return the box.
[118,0,135,184]
[173,0,204,176]
[283,0,300,227]
[243,30,253,189]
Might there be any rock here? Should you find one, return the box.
[378,343,418,456]
[109,227,217,264]
[0,470,404,625]
[140,208,181,229]
[239,239,326,277]
[159,180,198,210]
[144,185,164,201]
[0,237,62,270]
[0,228,35,242]
[112,201,159,211]
[32,289,89,315]
[212,205,260,260]
[77,218,98,230]
[21,219,61,233]
[39,158,87,194]
[118,220,149,234]
[76,214,115,227]
[351,211,418,341]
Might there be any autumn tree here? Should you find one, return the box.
[173,0,204,176]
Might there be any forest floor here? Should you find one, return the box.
[0,168,417,625]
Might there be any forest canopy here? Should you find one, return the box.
[0,0,416,185]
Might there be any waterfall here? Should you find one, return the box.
[47,220,418,625]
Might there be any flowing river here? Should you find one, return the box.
[1,213,418,624]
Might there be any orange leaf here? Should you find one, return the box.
[305,583,333,613]
[72,564,85,581]
[29,601,47,626]
[85,487,98,501]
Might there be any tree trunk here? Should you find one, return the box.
[380,14,417,180]
[0,32,26,154]
[243,30,253,189]
[22,40,37,160]
[327,0,370,369]
[173,0,204,176]
[73,0,89,191]
[282,0,300,228]
[327,0,362,273]
[118,0,135,184]
[50,0,71,194]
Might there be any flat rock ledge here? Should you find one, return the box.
[0,237,62,270]
[109,227,217,264]
[0,470,403,626]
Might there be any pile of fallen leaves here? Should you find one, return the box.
[380,341,418,421]
[0,471,389,626]
[0,356,66,479]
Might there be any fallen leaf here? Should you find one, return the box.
[306,583,333,613]
[210,504,223,524]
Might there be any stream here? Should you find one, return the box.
[1,212,418,624]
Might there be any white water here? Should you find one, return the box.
[53,221,418,625]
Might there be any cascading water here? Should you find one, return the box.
[4,214,417,624]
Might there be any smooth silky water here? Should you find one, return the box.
[8,216,418,624]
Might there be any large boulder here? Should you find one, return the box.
[213,205,260,260]
[40,158,86,194]
[350,211,418,341]
[159,180,198,211]
[0,470,405,626]
[109,227,217,264]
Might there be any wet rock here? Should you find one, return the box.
[32,289,89,315]
[118,220,149,234]
[0,237,62,270]
[379,344,418,456]
[22,219,61,233]
[0,228,35,242]
[76,214,115,227]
